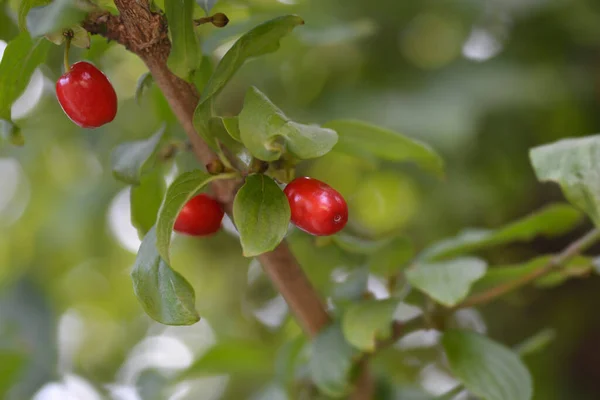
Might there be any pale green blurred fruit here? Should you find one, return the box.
[349,171,419,237]
[305,151,371,198]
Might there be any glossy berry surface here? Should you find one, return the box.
[174,194,224,236]
[56,61,117,128]
[284,177,348,236]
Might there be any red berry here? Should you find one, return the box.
[174,194,224,236]
[284,177,348,236]
[56,61,118,128]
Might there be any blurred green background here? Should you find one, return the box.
[2,0,600,399]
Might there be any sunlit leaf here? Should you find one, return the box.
[239,86,337,161]
[342,298,398,351]
[420,203,583,261]
[132,227,200,325]
[233,174,290,257]
[406,257,487,307]
[165,0,200,80]
[323,119,444,177]
[111,125,165,185]
[310,323,360,398]
[442,330,533,400]
[530,136,600,227]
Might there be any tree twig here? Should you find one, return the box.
[457,228,600,309]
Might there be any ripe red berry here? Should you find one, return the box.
[174,194,224,236]
[56,61,118,128]
[284,177,348,236]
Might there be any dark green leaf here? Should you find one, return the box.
[26,0,93,37]
[368,237,414,277]
[221,116,241,142]
[131,171,166,238]
[420,203,583,261]
[131,227,200,325]
[233,174,291,257]
[332,267,369,302]
[165,0,200,80]
[196,0,218,14]
[0,32,50,121]
[323,119,444,177]
[239,86,338,161]
[192,15,304,150]
[342,298,398,351]
[0,120,24,147]
[442,330,533,400]
[182,339,274,378]
[135,72,154,105]
[515,328,556,357]
[18,0,49,31]
[156,170,232,263]
[406,257,487,307]
[111,125,165,185]
[331,232,393,255]
[310,323,360,398]
[530,136,600,227]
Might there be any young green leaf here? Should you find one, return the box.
[239,86,338,161]
[191,55,213,93]
[442,330,533,400]
[0,32,50,122]
[131,170,166,238]
[310,323,360,398]
[165,0,200,80]
[341,298,398,352]
[221,116,241,142]
[135,72,154,105]
[156,170,233,263]
[323,119,444,177]
[26,0,93,37]
[530,136,600,227]
[420,203,583,261]
[192,15,304,150]
[368,237,414,277]
[233,174,291,257]
[111,125,165,185]
[131,227,200,325]
[406,257,487,307]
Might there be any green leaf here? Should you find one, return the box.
[310,323,360,398]
[18,0,49,31]
[0,120,24,147]
[192,15,304,150]
[332,267,369,302]
[131,171,166,238]
[239,86,338,161]
[331,232,393,255]
[196,0,218,14]
[0,32,50,121]
[111,126,165,185]
[368,237,414,277]
[156,170,232,263]
[131,227,200,325]
[191,55,213,93]
[421,203,583,261]
[181,339,274,378]
[135,72,154,105]
[233,174,291,257]
[44,24,90,48]
[165,0,200,80]
[442,330,533,400]
[0,351,25,398]
[530,136,600,227]
[342,298,398,352]
[406,257,487,307]
[515,328,556,357]
[26,0,93,37]
[221,116,241,142]
[323,119,444,178]
[534,255,591,287]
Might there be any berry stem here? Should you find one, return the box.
[63,29,73,72]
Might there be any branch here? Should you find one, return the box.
[85,0,334,340]
[457,228,600,309]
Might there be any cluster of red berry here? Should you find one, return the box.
[175,177,348,238]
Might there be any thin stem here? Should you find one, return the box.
[457,228,600,309]
[63,30,73,72]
